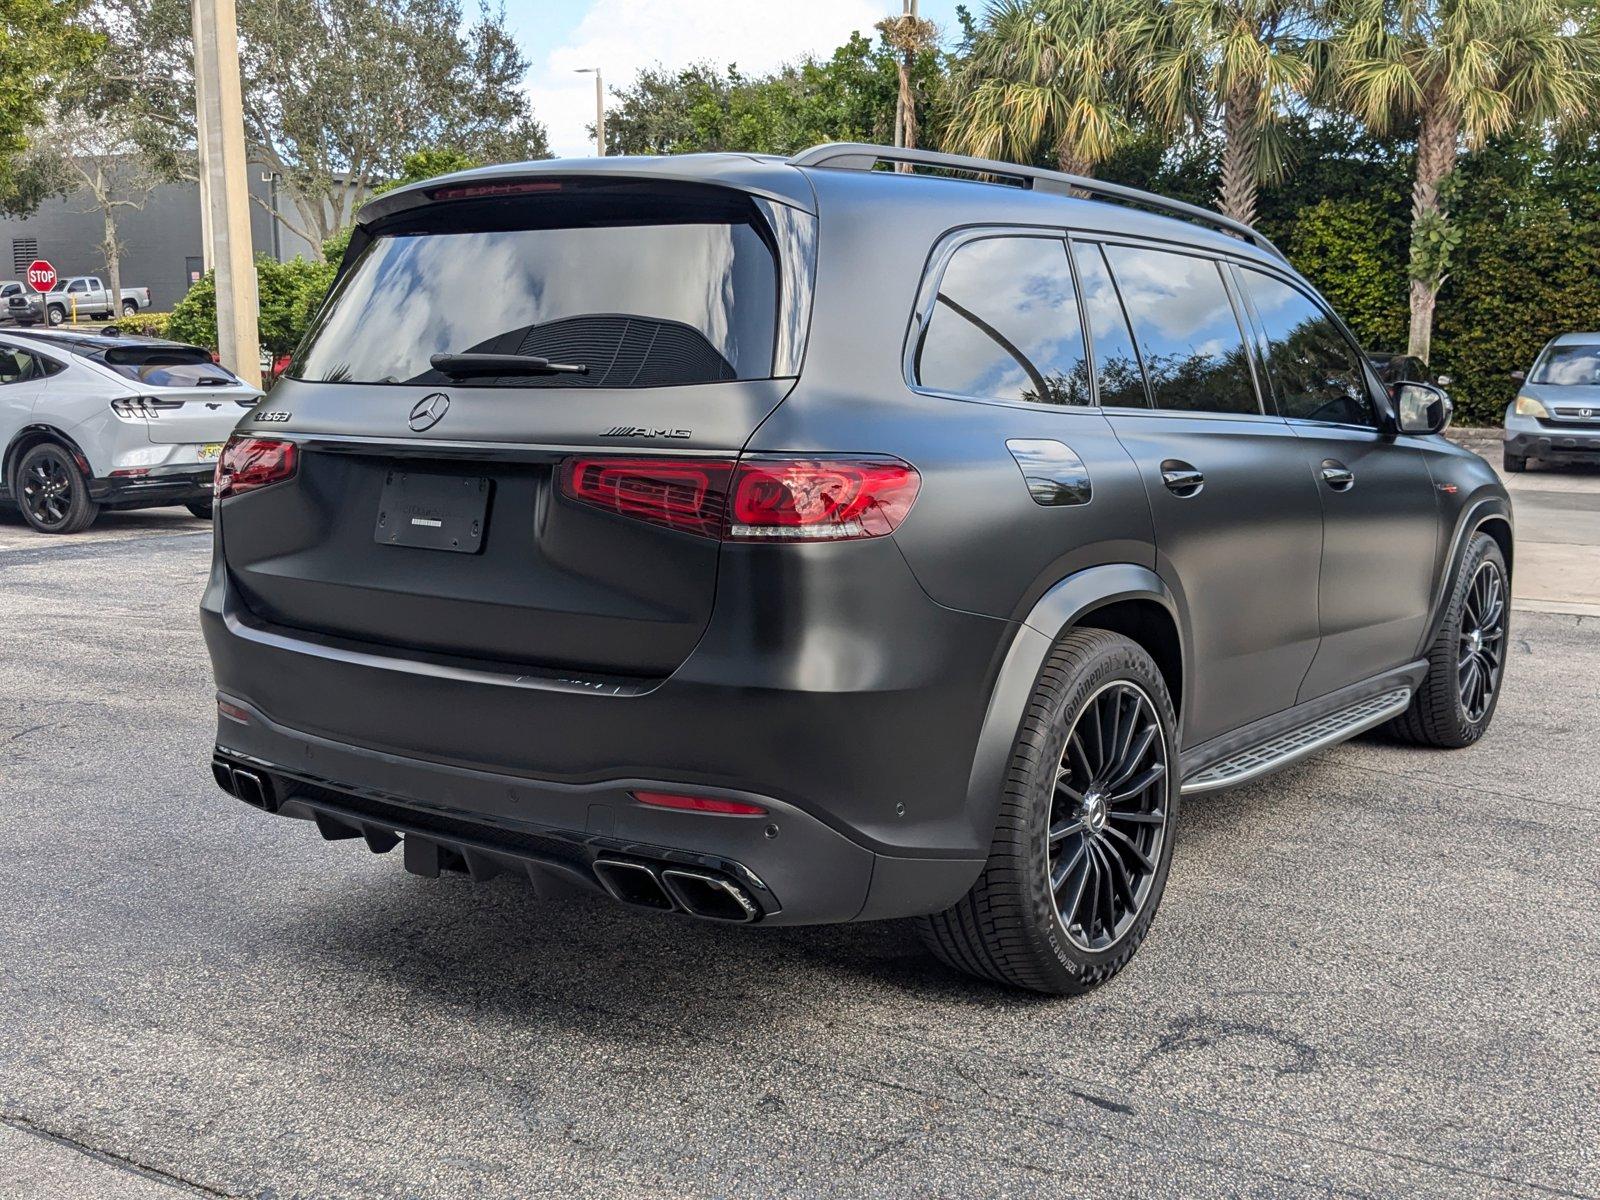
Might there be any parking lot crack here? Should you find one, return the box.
[0,1112,242,1198]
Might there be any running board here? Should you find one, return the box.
[1181,687,1412,795]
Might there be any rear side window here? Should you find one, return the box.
[914,236,1092,406]
[1103,245,1259,416]
[292,187,789,388]
[1240,269,1375,426]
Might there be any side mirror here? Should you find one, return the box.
[1394,381,1453,435]
[1509,369,1526,382]
[1435,373,1452,387]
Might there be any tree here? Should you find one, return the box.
[602,34,937,157]
[167,254,336,354]
[0,0,99,215]
[1328,0,1600,361]
[100,0,549,247]
[944,0,1145,176]
[321,147,481,263]
[1132,0,1321,225]
[877,1,939,148]
[33,109,158,304]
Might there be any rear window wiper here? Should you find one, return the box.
[429,352,589,378]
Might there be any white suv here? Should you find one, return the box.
[0,328,262,533]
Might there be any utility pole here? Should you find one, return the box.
[575,67,605,155]
[192,0,261,385]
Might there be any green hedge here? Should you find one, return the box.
[167,254,336,357]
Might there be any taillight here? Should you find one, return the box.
[560,457,734,537]
[728,458,920,541]
[215,436,297,499]
[558,455,919,541]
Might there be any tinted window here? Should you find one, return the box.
[93,345,239,387]
[1071,242,1148,408]
[915,236,1092,406]
[1241,269,1375,426]
[292,207,779,388]
[1531,344,1600,386]
[1103,246,1259,415]
[0,348,41,384]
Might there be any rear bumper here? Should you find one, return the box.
[201,535,1007,925]
[90,464,214,507]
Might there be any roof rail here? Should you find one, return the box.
[788,143,1288,263]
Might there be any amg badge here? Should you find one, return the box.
[600,426,691,439]
[255,411,292,423]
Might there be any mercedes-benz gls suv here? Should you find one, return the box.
[203,145,1512,994]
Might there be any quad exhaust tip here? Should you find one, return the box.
[211,757,278,813]
[593,858,757,923]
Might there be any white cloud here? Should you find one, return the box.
[525,0,885,158]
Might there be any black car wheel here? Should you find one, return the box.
[1502,448,1527,473]
[1389,532,1508,748]
[185,499,215,520]
[14,443,100,534]
[917,629,1179,994]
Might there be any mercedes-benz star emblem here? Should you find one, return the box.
[409,392,450,431]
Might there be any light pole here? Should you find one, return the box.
[574,68,605,156]
[192,0,261,384]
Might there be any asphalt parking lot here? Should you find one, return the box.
[2,460,1597,1199]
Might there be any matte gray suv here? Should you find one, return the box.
[203,145,1512,994]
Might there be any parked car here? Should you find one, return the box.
[1,327,260,533]
[0,281,24,322]
[8,275,153,326]
[203,145,1511,994]
[1503,333,1600,472]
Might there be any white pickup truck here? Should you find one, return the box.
[6,275,153,326]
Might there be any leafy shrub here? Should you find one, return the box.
[109,310,171,339]
[167,254,336,357]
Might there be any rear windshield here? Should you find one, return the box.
[92,344,239,387]
[1531,344,1600,386]
[291,187,790,388]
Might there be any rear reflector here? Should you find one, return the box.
[631,790,768,816]
[216,699,251,724]
[558,455,919,542]
[216,436,298,499]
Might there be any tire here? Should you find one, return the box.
[185,499,214,520]
[121,301,138,317]
[916,629,1180,995]
[46,305,65,326]
[1502,448,1527,473]
[13,443,100,534]
[1388,532,1508,748]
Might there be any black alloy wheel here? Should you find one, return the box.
[1457,560,1506,723]
[14,444,100,534]
[1048,681,1170,951]
[917,628,1179,994]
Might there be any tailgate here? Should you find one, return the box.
[219,176,814,677]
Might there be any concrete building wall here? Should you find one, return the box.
[0,170,325,311]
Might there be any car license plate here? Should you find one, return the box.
[198,443,224,462]
[375,470,491,554]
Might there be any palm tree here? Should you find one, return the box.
[878,1,939,149]
[1132,0,1320,226]
[944,0,1142,176]
[1328,0,1600,362]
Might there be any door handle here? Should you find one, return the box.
[1320,460,1355,492]
[1160,461,1205,498]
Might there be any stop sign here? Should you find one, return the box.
[26,260,56,293]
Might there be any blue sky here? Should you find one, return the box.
[499,0,970,157]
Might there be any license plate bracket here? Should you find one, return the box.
[375,469,491,554]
